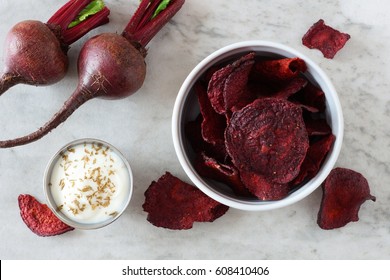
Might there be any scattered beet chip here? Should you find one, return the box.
[18,194,74,237]
[208,52,255,114]
[142,172,229,230]
[302,19,351,59]
[252,57,307,81]
[225,98,309,184]
[239,170,291,200]
[194,152,254,197]
[317,168,376,230]
[195,81,226,146]
[293,134,336,185]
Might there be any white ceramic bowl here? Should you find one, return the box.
[172,40,344,211]
[43,138,133,229]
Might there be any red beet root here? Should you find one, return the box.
[0,0,185,148]
[0,0,110,96]
[0,21,68,93]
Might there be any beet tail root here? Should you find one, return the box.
[0,86,93,148]
[0,73,21,96]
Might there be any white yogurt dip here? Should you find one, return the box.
[47,140,131,225]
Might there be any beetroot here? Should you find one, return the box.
[0,0,185,148]
[0,0,110,95]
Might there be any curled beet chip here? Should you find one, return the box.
[302,19,351,59]
[273,77,308,99]
[208,52,255,114]
[223,53,256,113]
[239,170,291,200]
[195,81,226,146]
[194,152,254,197]
[293,134,335,185]
[291,82,326,113]
[142,172,229,230]
[185,114,227,162]
[207,64,233,114]
[304,116,332,136]
[252,57,307,81]
[225,98,309,184]
[18,194,74,237]
[317,168,376,230]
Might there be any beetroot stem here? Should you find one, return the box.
[122,0,185,47]
[122,0,151,36]
[64,8,110,45]
[48,0,91,30]
[137,0,162,30]
[0,87,93,148]
[47,0,110,46]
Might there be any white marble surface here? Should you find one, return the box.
[0,0,389,260]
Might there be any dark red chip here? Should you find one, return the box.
[317,168,376,230]
[207,64,232,114]
[304,117,332,136]
[252,57,307,81]
[225,98,309,184]
[291,82,326,113]
[273,77,308,99]
[185,114,227,162]
[142,172,229,230]
[302,19,351,59]
[223,54,256,113]
[195,81,226,146]
[239,170,291,200]
[194,152,254,197]
[293,134,336,185]
[207,52,255,114]
[18,194,74,237]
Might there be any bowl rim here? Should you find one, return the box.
[43,138,133,229]
[172,40,344,211]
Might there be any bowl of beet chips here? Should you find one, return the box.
[172,40,343,211]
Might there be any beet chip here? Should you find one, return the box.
[18,194,74,237]
[302,19,351,59]
[185,114,227,162]
[304,117,332,136]
[208,52,255,114]
[195,81,226,146]
[143,172,229,230]
[291,82,326,113]
[239,170,291,201]
[194,152,253,197]
[293,134,335,185]
[273,77,308,99]
[225,98,309,184]
[252,57,307,82]
[317,168,376,230]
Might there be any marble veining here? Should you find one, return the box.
[0,0,389,259]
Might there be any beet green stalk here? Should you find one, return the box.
[0,0,185,148]
[0,0,110,96]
